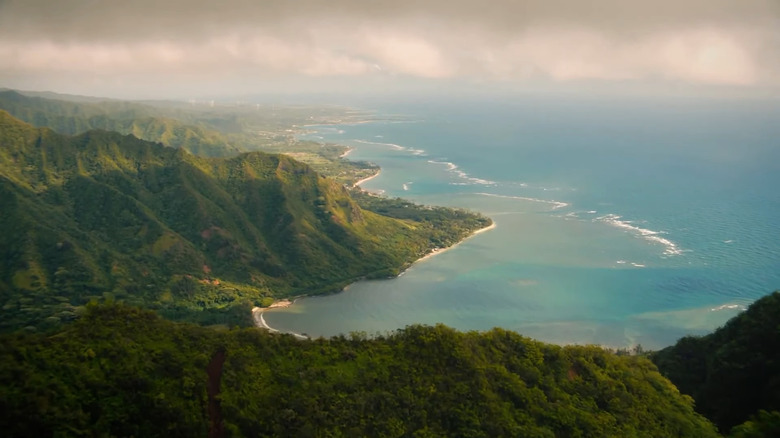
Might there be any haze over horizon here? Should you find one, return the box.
[1,0,779,100]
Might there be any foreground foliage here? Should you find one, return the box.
[0,304,718,437]
[652,291,780,435]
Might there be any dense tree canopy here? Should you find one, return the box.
[0,304,719,437]
[653,291,780,435]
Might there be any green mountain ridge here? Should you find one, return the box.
[0,111,490,330]
[0,89,382,185]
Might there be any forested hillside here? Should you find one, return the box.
[0,111,490,330]
[0,304,719,437]
[4,90,778,438]
[653,291,780,435]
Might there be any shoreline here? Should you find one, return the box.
[251,221,497,336]
[352,169,381,188]
[252,300,308,339]
[412,221,496,265]
[264,123,495,338]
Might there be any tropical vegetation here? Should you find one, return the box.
[0,110,489,330]
[0,303,720,437]
[652,291,780,436]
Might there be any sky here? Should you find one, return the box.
[1,0,779,100]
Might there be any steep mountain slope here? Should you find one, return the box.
[0,304,719,437]
[0,112,490,330]
[652,291,780,434]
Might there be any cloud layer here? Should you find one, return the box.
[1,0,778,97]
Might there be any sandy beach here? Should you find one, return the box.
[413,221,496,265]
[352,170,381,188]
[252,300,308,339]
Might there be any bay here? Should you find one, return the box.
[265,96,780,349]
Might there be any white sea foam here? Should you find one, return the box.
[402,182,413,191]
[354,139,427,156]
[354,139,493,185]
[355,139,405,150]
[475,192,569,209]
[428,160,457,170]
[710,303,747,312]
[615,260,645,268]
[428,160,497,186]
[596,214,683,256]
[468,177,497,185]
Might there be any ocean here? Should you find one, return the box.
[264,95,780,349]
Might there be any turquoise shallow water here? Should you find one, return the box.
[265,96,780,349]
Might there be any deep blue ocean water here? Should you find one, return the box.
[265,96,780,349]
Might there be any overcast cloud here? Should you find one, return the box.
[1,0,778,98]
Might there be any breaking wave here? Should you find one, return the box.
[596,214,683,256]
